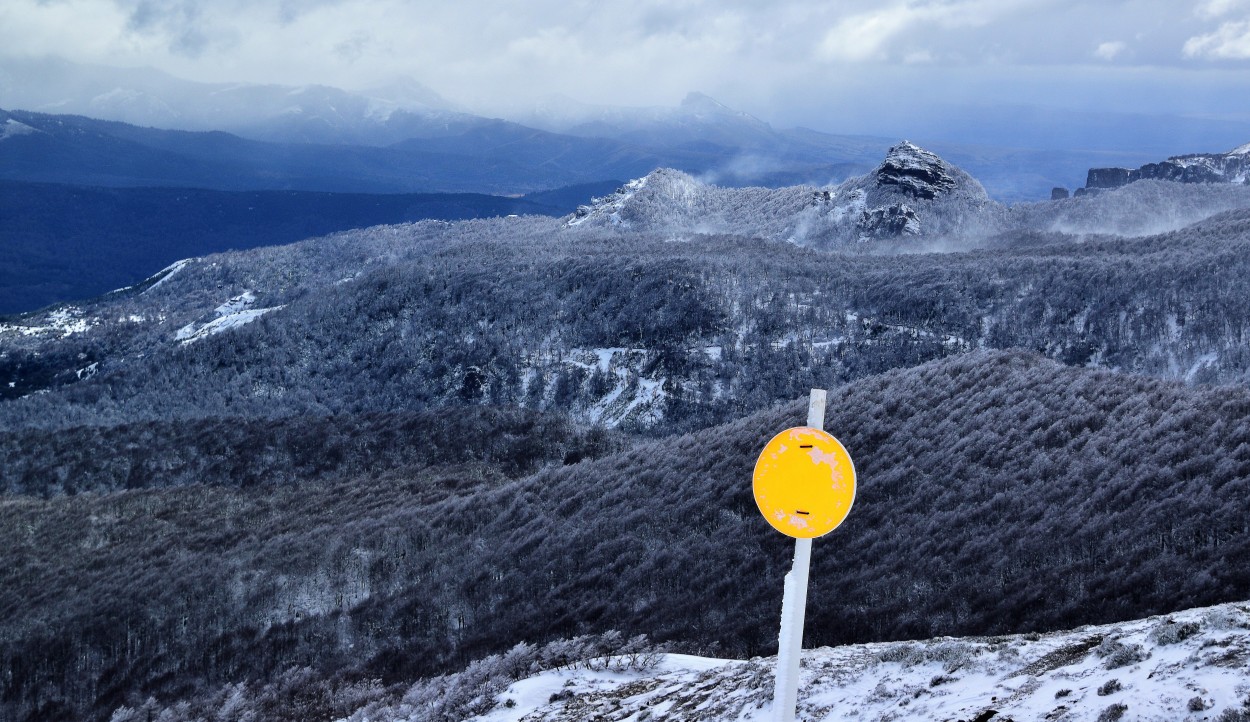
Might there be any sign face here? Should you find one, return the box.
[753,426,856,539]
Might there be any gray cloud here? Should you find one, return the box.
[1,0,1249,130]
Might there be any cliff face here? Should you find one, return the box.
[1085,145,1250,191]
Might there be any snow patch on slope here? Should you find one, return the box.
[175,292,283,344]
[548,348,669,427]
[0,118,37,141]
[143,259,193,294]
[0,307,96,340]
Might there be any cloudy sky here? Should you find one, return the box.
[3,0,1250,133]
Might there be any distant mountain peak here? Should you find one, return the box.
[358,76,452,111]
[680,91,731,114]
[1230,141,1250,156]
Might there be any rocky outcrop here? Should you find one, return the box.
[858,203,920,237]
[873,141,959,199]
[1085,145,1250,191]
[824,140,999,242]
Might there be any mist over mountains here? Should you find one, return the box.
[0,55,461,145]
[0,57,1197,201]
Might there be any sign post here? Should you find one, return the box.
[753,389,856,722]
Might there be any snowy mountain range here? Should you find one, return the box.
[565,140,996,244]
[0,57,1189,200]
[0,56,465,146]
[567,141,1250,246]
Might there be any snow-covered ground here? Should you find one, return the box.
[463,601,1250,722]
[550,348,669,427]
[0,118,37,140]
[0,306,97,339]
[142,258,193,294]
[174,291,284,344]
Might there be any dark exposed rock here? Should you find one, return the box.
[1051,187,1070,200]
[858,203,920,237]
[1087,167,1134,190]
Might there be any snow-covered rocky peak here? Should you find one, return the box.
[565,166,840,241]
[639,167,702,197]
[818,141,998,242]
[873,141,960,200]
[1229,142,1250,156]
[834,141,991,214]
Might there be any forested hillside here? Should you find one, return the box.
[8,204,1250,439]
[6,351,1250,721]
[0,406,623,495]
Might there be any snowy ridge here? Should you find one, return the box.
[564,142,1002,246]
[459,601,1250,722]
[567,141,1250,250]
[568,176,652,227]
[142,258,193,294]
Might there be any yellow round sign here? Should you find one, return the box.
[753,426,856,538]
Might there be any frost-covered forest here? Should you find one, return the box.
[6,150,1250,721]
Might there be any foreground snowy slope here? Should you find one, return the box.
[458,601,1250,722]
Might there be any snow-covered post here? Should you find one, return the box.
[773,536,812,721]
[770,389,825,722]
[754,389,855,721]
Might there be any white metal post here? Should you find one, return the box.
[772,388,826,722]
